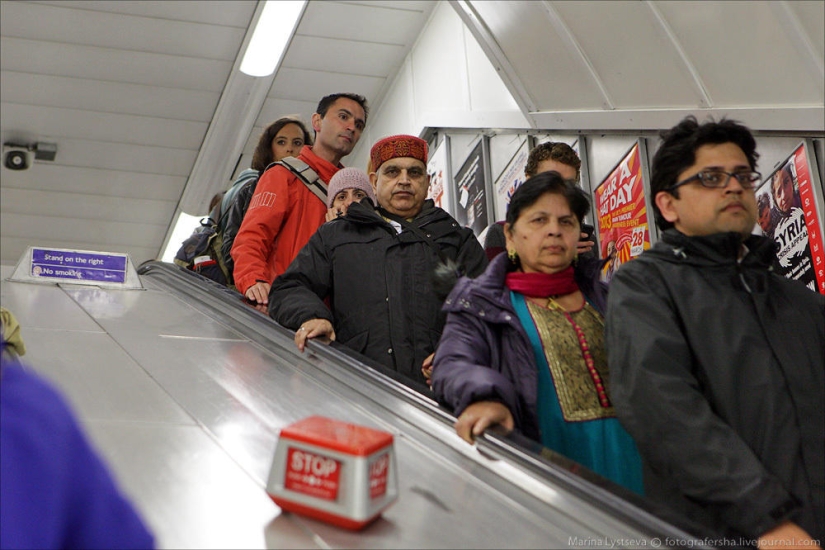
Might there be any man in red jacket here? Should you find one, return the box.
[231,93,368,306]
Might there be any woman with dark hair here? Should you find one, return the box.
[249,117,313,173]
[432,171,643,493]
[220,117,312,282]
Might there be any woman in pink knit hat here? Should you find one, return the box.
[324,167,377,221]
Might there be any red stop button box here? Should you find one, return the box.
[266,416,398,530]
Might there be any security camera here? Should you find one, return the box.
[3,144,34,171]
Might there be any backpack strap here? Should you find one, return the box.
[275,157,327,204]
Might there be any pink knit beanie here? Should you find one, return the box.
[327,167,376,208]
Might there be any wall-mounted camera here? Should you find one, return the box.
[3,144,34,171]
[2,142,57,171]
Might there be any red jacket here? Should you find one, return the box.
[231,146,340,294]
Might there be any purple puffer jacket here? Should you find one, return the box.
[431,252,608,441]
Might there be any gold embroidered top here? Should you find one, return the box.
[525,300,616,422]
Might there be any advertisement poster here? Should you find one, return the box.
[494,140,529,221]
[454,141,488,236]
[426,137,451,215]
[754,143,824,293]
[594,143,651,283]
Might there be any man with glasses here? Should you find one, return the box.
[605,117,823,546]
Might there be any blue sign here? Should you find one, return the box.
[30,248,129,284]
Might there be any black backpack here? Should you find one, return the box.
[218,157,326,286]
[173,202,231,286]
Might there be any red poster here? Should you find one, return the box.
[594,143,651,283]
[755,144,824,293]
[793,146,825,293]
[284,447,341,501]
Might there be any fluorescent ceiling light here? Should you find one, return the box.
[240,0,306,77]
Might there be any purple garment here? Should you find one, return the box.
[431,253,608,441]
[1,360,155,549]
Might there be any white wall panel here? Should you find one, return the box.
[586,135,644,186]
[788,1,825,57]
[348,0,528,171]
[551,2,700,109]
[0,104,207,150]
[465,25,522,113]
[0,188,175,225]
[655,1,824,106]
[411,2,470,116]
[268,68,385,106]
[31,1,256,27]
[468,1,605,111]
[0,1,244,60]
[285,36,405,78]
[347,60,416,171]
[754,137,814,178]
[358,59,417,170]
[0,165,184,202]
[0,38,232,92]
[0,72,219,122]
[0,213,167,247]
[13,138,198,176]
[489,133,527,182]
[344,1,434,12]
[299,1,426,45]
[255,98,317,130]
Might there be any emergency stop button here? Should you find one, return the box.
[266,416,398,530]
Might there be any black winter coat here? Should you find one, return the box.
[606,230,824,540]
[268,199,488,385]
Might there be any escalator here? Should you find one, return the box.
[1,260,708,548]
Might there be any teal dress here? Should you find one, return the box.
[511,291,644,494]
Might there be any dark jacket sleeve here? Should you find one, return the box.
[432,308,523,426]
[268,231,334,329]
[605,262,797,538]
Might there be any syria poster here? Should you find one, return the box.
[754,143,824,293]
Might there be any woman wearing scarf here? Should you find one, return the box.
[432,171,643,493]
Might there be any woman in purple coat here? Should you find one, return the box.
[432,171,643,493]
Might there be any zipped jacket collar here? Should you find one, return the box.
[653,229,778,269]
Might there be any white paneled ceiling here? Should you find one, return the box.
[455,0,825,130]
[1,0,822,268]
[0,0,436,265]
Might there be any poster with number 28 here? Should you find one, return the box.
[594,143,651,283]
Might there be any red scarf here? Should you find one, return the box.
[504,266,578,298]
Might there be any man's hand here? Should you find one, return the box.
[421,353,434,387]
[454,401,514,444]
[245,281,271,305]
[577,231,595,255]
[294,318,336,352]
[758,521,821,550]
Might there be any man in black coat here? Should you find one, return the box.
[268,135,487,387]
[606,117,824,547]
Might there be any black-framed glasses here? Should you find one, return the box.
[668,170,762,191]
